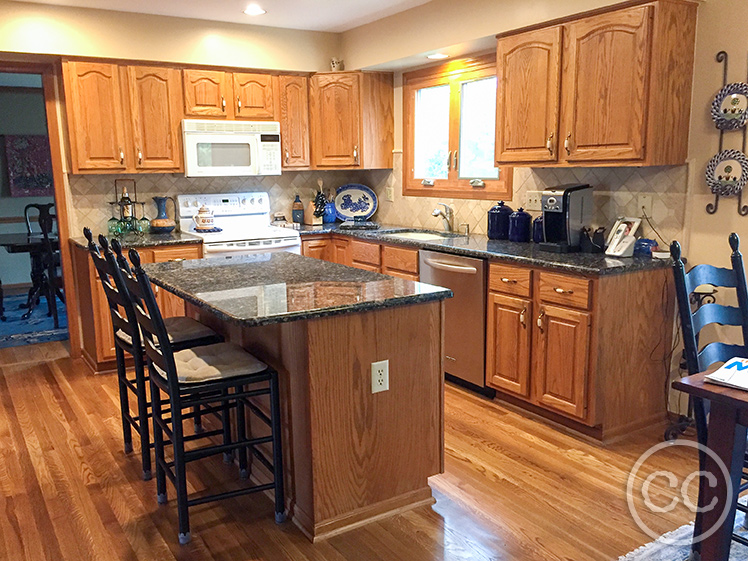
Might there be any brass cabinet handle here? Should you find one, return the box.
[454,150,458,169]
[553,286,574,294]
[168,258,185,263]
[500,277,517,284]
[353,145,359,165]
[119,148,125,165]
[447,150,452,170]
[285,149,290,164]
[221,96,226,111]
[237,96,242,112]
[537,309,545,331]
[519,306,527,328]
[546,133,554,155]
[137,148,143,165]
[564,132,572,156]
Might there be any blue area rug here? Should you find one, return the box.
[0,293,68,349]
[618,508,748,560]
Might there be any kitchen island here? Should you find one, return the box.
[142,252,452,541]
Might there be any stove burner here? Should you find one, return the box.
[193,227,223,233]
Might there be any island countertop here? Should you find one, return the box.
[142,252,452,327]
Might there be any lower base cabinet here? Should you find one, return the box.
[71,241,202,373]
[486,292,532,397]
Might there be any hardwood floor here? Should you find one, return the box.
[0,342,697,560]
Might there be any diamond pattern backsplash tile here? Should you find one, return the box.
[70,153,688,246]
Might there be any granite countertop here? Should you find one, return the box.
[297,224,670,276]
[71,231,202,250]
[142,252,452,327]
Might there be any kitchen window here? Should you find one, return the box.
[403,54,512,199]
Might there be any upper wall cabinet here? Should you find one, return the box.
[63,61,129,172]
[309,71,394,169]
[63,61,184,173]
[183,69,278,120]
[279,75,311,169]
[495,0,698,167]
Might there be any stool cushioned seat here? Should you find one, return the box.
[155,342,268,384]
[115,316,217,347]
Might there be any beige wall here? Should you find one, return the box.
[0,0,340,72]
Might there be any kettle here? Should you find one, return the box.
[193,205,215,230]
[487,201,513,240]
[508,207,532,242]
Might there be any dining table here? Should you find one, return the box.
[0,232,60,320]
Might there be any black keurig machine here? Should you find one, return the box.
[538,184,593,253]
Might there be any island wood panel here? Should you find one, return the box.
[279,75,311,168]
[191,300,444,541]
[233,72,277,119]
[126,65,183,171]
[560,5,652,162]
[495,26,562,163]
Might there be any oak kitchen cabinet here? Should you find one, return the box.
[485,261,674,441]
[279,75,311,169]
[63,61,184,174]
[495,0,697,166]
[302,237,419,280]
[301,235,352,266]
[309,72,394,169]
[182,69,278,120]
[71,241,203,373]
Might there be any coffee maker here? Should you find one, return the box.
[538,184,593,253]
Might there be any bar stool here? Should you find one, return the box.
[126,247,285,545]
[83,228,223,480]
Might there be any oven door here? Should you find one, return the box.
[203,237,301,258]
[183,133,260,177]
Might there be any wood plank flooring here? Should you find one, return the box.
[0,342,697,560]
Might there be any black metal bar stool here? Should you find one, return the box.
[83,228,223,480]
[126,247,285,545]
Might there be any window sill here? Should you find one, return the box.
[403,170,513,201]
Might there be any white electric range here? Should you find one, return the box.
[177,192,300,258]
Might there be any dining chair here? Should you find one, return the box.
[671,233,748,555]
[126,247,285,545]
[23,203,64,326]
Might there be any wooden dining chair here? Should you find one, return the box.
[671,233,748,554]
[23,203,64,327]
[126,247,285,545]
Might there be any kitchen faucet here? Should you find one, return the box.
[432,203,454,232]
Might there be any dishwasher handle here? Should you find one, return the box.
[423,258,478,275]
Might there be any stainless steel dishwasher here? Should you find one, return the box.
[419,250,491,393]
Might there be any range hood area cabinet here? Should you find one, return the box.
[182,69,277,120]
[495,0,698,167]
[62,61,184,173]
[309,71,394,169]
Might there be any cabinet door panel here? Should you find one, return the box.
[561,6,652,162]
[233,73,276,119]
[496,26,562,163]
[534,304,590,419]
[310,73,361,167]
[127,66,183,171]
[486,293,532,397]
[183,69,230,117]
[279,75,311,168]
[63,61,128,172]
[302,239,330,260]
[330,238,351,266]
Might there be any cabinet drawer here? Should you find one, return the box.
[538,271,591,310]
[350,240,381,266]
[382,245,418,275]
[489,263,531,297]
[151,245,202,263]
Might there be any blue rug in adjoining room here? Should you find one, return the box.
[0,293,68,349]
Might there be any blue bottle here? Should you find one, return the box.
[508,207,531,242]
[292,195,304,224]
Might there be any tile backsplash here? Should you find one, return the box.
[70,152,688,245]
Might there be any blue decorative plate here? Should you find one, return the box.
[711,82,748,130]
[334,184,378,221]
[705,149,748,196]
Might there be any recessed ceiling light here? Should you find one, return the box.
[427,53,448,60]
[243,4,266,16]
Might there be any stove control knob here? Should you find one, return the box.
[249,198,255,205]
[193,200,200,207]
[258,197,264,205]
[241,198,247,205]
[182,199,190,208]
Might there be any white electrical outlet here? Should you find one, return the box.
[637,194,653,217]
[525,191,543,212]
[385,186,395,202]
[371,359,389,394]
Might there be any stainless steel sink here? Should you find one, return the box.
[383,231,459,242]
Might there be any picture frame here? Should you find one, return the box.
[606,217,642,247]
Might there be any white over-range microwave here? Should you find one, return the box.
[182,119,282,177]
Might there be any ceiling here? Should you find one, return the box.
[13,0,434,32]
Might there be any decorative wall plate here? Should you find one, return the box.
[705,149,748,196]
[334,184,378,221]
[711,82,748,130]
